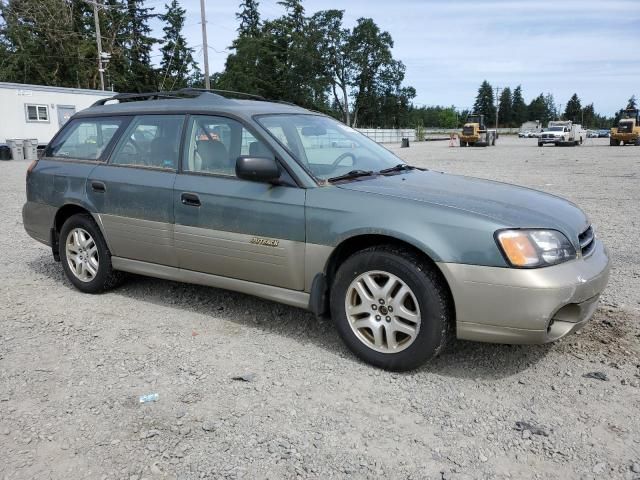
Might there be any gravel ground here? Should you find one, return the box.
[1,136,639,480]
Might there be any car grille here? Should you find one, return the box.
[462,126,474,136]
[579,226,595,258]
[541,133,553,139]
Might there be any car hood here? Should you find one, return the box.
[336,170,589,241]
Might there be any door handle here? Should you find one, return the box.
[181,192,201,207]
[91,181,106,193]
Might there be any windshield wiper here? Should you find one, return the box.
[327,169,375,183]
[378,163,417,174]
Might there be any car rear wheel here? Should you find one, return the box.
[59,214,124,293]
[330,246,453,371]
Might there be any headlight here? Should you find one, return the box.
[495,229,576,268]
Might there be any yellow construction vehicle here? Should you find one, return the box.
[459,114,497,147]
[610,109,640,146]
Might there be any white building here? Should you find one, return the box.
[0,82,114,145]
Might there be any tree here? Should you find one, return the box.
[158,0,199,90]
[581,103,595,128]
[511,85,528,126]
[544,93,557,121]
[309,9,352,124]
[473,80,496,126]
[124,0,157,91]
[0,0,98,88]
[564,93,582,123]
[497,87,512,127]
[627,95,637,110]
[528,93,552,125]
[237,0,260,37]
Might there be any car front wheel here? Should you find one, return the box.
[59,213,123,293]
[330,246,453,371]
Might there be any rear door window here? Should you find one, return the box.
[110,115,185,170]
[47,117,124,161]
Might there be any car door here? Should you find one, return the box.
[87,114,184,267]
[173,114,306,290]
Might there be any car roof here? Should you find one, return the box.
[75,90,312,118]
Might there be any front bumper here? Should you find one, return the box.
[437,240,611,344]
[539,137,562,144]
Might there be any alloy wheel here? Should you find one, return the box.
[65,227,99,283]
[345,270,421,353]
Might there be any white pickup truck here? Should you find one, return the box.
[538,121,585,147]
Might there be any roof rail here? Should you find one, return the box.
[176,87,266,101]
[90,87,297,108]
[90,90,202,107]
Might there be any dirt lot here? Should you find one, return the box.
[1,136,639,480]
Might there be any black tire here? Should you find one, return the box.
[610,138,618,146]
[538,142,543,147]
[460,141,466,147]
[59,213,124,293]
[330,246,453,371]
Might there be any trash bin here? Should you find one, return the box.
[6,139,24,161]
[0,144,10,161]
[23,139,39,161]
[401,137,410,148]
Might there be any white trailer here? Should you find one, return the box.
[538,120,586,147]
[0,82,114,146]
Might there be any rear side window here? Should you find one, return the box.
[47,118,124,160]
[110,115,184,170]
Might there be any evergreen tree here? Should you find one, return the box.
[626,95,637,110]
[125,0,157,91]
[497,87,512,127]
[473,80,496,126]
[544,93,557,120]
[158,0,199,90]
[511,85,528,126]
[528,93,552,125]
[581,103,595,128]
[564,93,582,123]
[237,0,260,37]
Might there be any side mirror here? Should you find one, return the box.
[236,156,280,183]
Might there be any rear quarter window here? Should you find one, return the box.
[47,117,125,161]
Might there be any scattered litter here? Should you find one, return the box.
[139,393,159,404]
[232,373,256,382]
[514,421,549,437]
[583,372,609,381]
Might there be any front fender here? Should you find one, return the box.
[306,187,508,267]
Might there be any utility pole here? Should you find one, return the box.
[92,0,105,91]
[200,0,210,89]
[495,86,502,131]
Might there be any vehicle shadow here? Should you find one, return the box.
[28,254,551,380]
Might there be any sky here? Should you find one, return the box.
[147,0,640,116]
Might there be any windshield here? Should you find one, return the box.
[256,114,404,181]
[546,126,564,132]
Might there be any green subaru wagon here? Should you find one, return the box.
[22,89,610,370]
